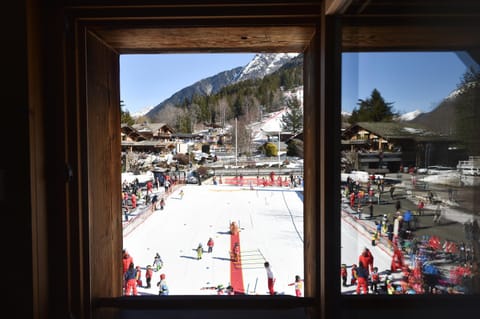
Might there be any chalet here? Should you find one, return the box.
[132,122,175,141]
[121,123,176,153]
[342,122,463,172]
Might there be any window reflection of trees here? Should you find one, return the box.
[341,59,480,295]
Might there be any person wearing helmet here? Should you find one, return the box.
[157,273,169,295]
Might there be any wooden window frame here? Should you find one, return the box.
[59,3,337,319]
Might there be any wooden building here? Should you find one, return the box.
[342,122,462,171]
[6,1,480,319]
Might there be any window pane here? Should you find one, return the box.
[341,52,480,295]
[120,53,305,296]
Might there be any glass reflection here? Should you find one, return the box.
[341,52,480,295]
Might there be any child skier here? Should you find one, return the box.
[207,237,214,253]
[350,264,358,286]
[145,265,153,288]
[356,263,369,295]
[371,231,379,246]
[232,242,240,262]
[197,243,203,260]
[341,264,348,287]
[264,261,276,295]
[370,267,380,294]
[135,265,142,287]
[153,253,163,271]
[159,198,165,210]
[124,262,138,296]
[157,273,169,296]
[288,275,304,297]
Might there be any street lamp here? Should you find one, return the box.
[277,130,281,168]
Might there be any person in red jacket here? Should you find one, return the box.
[122,249,133,275]
[135,265,142,287]
[131,193,137,209]
[122,249,134,289]
[207,237,214,253]
[146,180,153,194]
[370,267,380,293]
[124,262,138,296]
[358,247,374,275]
[350,264,358,286]
[341,264,348,286]
[145,265,153,288]
[356,263,369,294]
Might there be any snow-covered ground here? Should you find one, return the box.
[123,169,479,297]
[124,184,306,296]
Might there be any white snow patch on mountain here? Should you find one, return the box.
[396,109,423,121]
[131,105,155,118]
[235,53,299,83]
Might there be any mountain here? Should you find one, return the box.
[395,110,423,122]
[146,53,298,121]
[146,67,242,121]
[234,53,299,82]
[131,105,155,118]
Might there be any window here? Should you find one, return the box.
[46,2,479,319]
[119,53,306,297]
[341,51,480,295]
[68,4,323,318]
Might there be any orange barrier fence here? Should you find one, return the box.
[222,176,291,187]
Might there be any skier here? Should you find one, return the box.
[232,242,240,262]
[226,285,235,295]
[157,273,169,295]
[151,194,158,212]
[382,214,388,233]
[370,267,380,294]
[179,189,184,199]
[356,263,369,294]
[350,264,358,286]
[153,253,163,271]
[417,199,425,216]
[159,197,165,210]
[207,237,214,253]
[122,249,133,276]
[124,262,138,296]
[135,265,142,287]
[371,231,379,246]
[389,185,395,199]
[145,265,153,288]
[288,275,303,297]
[358,247,374,275]
[196,243,203,260]
[341,264,348,287]
[264,261,276,295]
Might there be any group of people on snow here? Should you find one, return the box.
[123,249,169,296]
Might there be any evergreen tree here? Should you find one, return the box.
[281,96,303,134]
[454,68,480,155]
[349,89,395,123]
[286,139,304,158]
[120,100,135,126]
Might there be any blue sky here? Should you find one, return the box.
[120,53,255,114]
[342,52,468,114]
[120,52,469,115]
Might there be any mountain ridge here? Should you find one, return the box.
[145,53,299,122]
